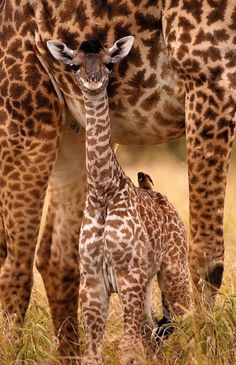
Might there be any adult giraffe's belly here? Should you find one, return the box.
[65,62,185,146]
[108,93,185,145]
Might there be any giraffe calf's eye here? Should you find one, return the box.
[70,63,80,72]
[105,62,114,71]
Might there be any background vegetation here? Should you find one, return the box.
[0,138,235,364]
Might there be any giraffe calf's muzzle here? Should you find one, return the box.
[80,77,108,95]
[84,80,103,90]
[87,75,100,83]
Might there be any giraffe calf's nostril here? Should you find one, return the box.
[88,76,100,83]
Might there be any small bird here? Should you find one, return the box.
[137,172,154,190]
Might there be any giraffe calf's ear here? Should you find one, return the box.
[47,40,75,64]
[108,36,134,63]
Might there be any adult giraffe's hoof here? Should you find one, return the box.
[206,264,224,290]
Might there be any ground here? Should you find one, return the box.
[0,142,235,365]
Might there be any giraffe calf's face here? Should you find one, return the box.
[47,36,134,95]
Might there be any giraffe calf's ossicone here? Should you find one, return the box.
[48,36,191,365]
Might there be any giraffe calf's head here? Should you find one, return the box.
[47,36,134,95]
[138,172,154,190]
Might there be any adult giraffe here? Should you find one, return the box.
[0,0,235,361]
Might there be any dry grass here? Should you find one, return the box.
[0,148,236,365]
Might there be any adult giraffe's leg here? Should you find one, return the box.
[36,126,86,360]
[186,86,235,305]
[0,54,62,326]
[0,214,7,267]
[162,0,236,304]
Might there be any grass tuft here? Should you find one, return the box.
[0,154,235,364]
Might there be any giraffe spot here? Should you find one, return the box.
[35,91,52,109]
[75,3,88,28]
[7,121,18,134]
[142,31,162,68]
[118,56,129,78]
[213,29,230,43]
[0,25,15,47]
[178,16,194,31]
[7,39,23,60]
[0,110,8,123]
[141,90,160,111]
[227,71,236,88]
[176,44,188,61]
[193,47,221,64]
[2,164,14,176]
[0,79,9,98]
[14,8,25,30]
[207,0,227,26]
[34,111,53,125]
[135,11,161,32]
[40,2,56,34]
[204,107,218,121]
[9,83,25,99]
[4,56,16,68]
[25,63,42,89]
[19,93,33,117]
[217,130,229,143]
[225,50,236,68]
[194,29,213,45]
[167,30,177,45]
[182,58,201,74]
[131,0,142,5]
[182,0,203,23]
[229,6,236,30]
[196,90,208,102]
[90,0,131,19]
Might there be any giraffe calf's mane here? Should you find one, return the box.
[79,40,103,54]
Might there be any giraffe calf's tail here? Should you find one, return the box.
[138,172,154,190]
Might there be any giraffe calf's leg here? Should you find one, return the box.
[154,294,174,340]
[79,274,109,365]
[117,268,148,365]
[142,281,157,356]
[154,256,191,341]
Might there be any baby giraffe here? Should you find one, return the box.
[47,37,191,365]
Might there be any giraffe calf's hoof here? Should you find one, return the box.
[119,352,147,365]
[119,343,147,365]
[152,316,174,342]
